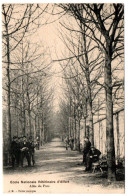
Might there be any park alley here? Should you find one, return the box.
[3,138,124,194]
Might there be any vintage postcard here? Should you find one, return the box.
[2,1,125,194]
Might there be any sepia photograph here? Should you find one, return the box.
[1,1,125,194]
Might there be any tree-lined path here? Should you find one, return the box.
[4,138,124,193]
[2,4,124,193]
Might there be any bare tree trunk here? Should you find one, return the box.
[26,73,31,136]
[15,107,18,137]
[43,121,45,143]
[34,115,36,141]
[5,26,12,157]
[26,91,31,136]
[98,99,101,150]
[23,108,26,136]
[88,99,94,145]
[39,118,42,146]
[21,82,26,136]
[28,109,31,136]
[81,23,94,145]
[73,118,76,150]
[77,119,81,151]
[21,43,26,136]
[116,112,120,160]
[41,112,45,144]
[105,51,116,180]
[69,117,71,138]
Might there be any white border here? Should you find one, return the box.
[0,1,128,196]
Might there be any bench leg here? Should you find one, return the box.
[100,167,103,173]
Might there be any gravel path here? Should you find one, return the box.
[3,138,124,193]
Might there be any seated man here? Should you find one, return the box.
[85,146,101,172]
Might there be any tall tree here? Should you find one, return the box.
[2,4,49,159]
[59,3,124,180]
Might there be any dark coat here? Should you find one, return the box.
[88,148,101,162]
[20,141,30,152]
[83,141,91,154]
[10,141,18,155]
[28,141,35,153]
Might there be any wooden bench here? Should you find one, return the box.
[92,158,108,173]
[92,162,103,173]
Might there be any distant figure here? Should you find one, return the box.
[85,146,101,172]
[16,137,22,167]
[18,136,24,166]
[28,136,36,166]
[69,137,74,150]
[36,136,40,150]
[64,136,69,150]
[83,137,91,165]
[20,136,31,167]
[10,136,18,167]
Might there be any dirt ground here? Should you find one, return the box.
[3,138,125,194]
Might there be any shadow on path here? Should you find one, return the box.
[4,138,124,189]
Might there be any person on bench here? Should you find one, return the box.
[85,146,101,172]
